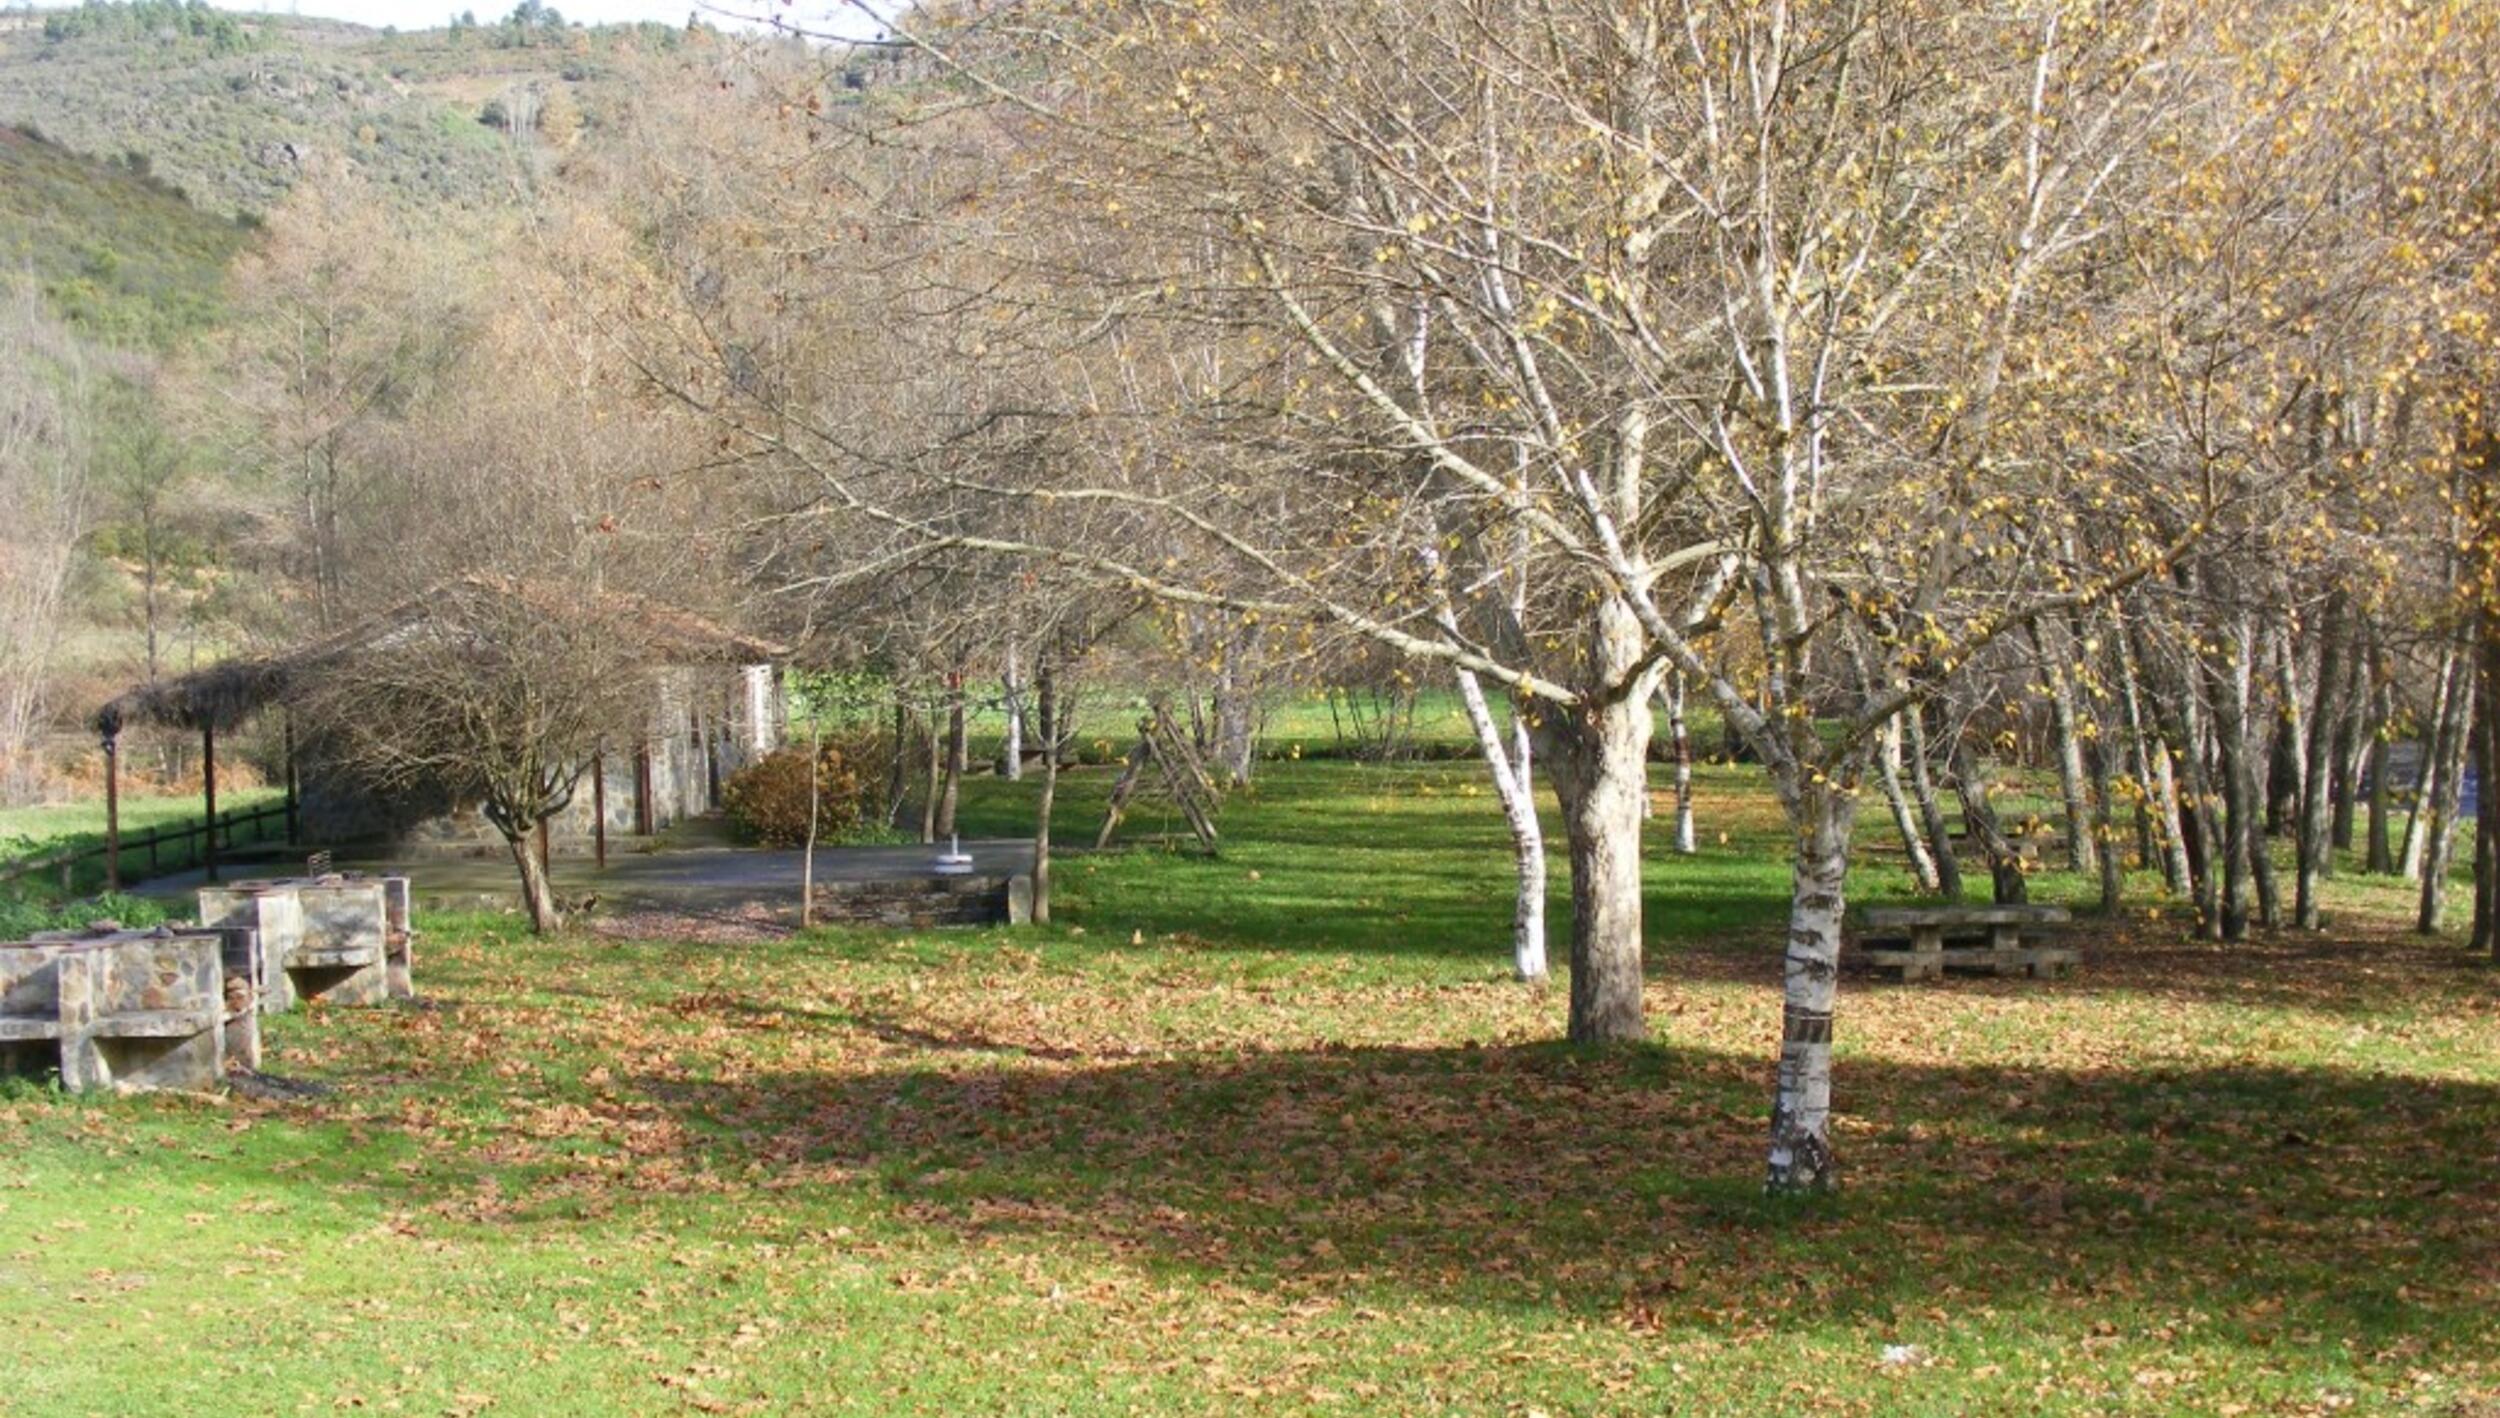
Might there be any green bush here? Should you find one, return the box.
[0,893,175,939]
[720,740,867,848]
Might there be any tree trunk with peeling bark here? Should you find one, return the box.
[2401,649,2457,881]
[1947,734,2026,905]
[2418,655,2477,934]
[937,674,966,838]
[1767,786,1857,1193]
[2118,625,2188,895]
[920,697,942,845]
[2474,632,2499,955]
[801,714,822,929]
[2329,634,2370,854]
[2204,618,2259,940]
[2367,721,2395,875]
[1455,665,1548,982]
[1032,661,1061,925]
[2031,620,2098,876]
[2090,723,2124,912]
[1904,704,1963,901]
[885,701,912,829]
[1877,712,1940,893]
[2295,593,2348,928]
[1668,673,1697,856]
[2265,624,2307,841]
[1540,600,1653,1045]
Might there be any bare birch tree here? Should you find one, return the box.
[600,0,2474,1190]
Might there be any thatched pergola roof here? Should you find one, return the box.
[96,578,790,738]
[97,654,324,736]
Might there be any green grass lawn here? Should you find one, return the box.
[0,787,283,851]
[3,758,2495,1415]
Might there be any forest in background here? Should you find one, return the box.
[0,0,791,805]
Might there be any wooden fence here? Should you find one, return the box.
[0,799,293,897]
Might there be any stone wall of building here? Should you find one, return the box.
[296,664,783,854]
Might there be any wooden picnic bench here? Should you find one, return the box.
[1856,904,2076,981]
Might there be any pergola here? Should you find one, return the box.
[93,653,323,889]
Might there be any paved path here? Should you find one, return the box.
[139,839,1038,914]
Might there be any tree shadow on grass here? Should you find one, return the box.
[1655,905,2500,1023]
[625,1023,2500,1348]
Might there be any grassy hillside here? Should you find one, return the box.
[0,16,509,216]
[0,4,710,220]
[0,125,250,345]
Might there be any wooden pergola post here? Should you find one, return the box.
[591,747,608,870]
[102,727,121,892]
[284,713,300,846]
[201,722,219,883]
[633,740,654,836]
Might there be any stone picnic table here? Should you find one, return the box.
[1855,903,2076,981]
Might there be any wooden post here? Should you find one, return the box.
[283,714,300,845]
[592,748,608,870]
[537,816,552,879]
[704,722,722,809]
[800,715,821,930]
[201,723,219,883]
[633,740,654,836]
[102,731,120,892]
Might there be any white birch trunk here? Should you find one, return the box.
[1904,705,1964,901]
[2207,621,2260,940]
[2119,629,2194,895]
[2401,649,2459,881]
[2031,622,2099,875]
[1033,665,1060,925]
[1668,673,1697,855]
[1453,665,1548,982]
[1767,787,1857,1193]
[1877,712,1941,892]
[2418,664,2477,933]
[2295,595,2347,929]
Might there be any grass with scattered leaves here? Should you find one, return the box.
[3,758,2494,1415]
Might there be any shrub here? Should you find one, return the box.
[720,739,867,848]
[0,893,174,939]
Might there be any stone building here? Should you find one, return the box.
[98,583,788,860]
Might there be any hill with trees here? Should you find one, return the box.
[0,0,709,220]
[0,0,757,804]
[0,124,251,347]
